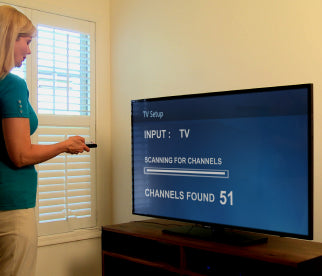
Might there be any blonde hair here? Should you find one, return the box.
[0,5,36,78]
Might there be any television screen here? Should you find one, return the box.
[131,84,313,241]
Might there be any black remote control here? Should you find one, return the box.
[86,143,97,148]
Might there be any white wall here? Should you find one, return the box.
[110,0,322,242]
[2,0,111,275]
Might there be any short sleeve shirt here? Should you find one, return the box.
[0,73,38,210]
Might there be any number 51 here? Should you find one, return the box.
[220,191,233,206]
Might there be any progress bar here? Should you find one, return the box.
[144,167,229,178]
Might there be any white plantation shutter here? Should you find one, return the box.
[37,25,91,116]
[31,11,96,235]
[9,6,96,236]
[37,125,95,233]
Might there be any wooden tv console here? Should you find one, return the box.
[101,219,322,275]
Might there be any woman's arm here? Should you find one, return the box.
[2,117,90,168]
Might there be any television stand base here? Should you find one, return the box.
[162,224,268,246]
[102,219,322,275]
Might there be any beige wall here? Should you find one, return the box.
[37,238,102,276]
[2,0,322,275]
[110,0,322,242]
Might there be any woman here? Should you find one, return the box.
[0,5,90,275]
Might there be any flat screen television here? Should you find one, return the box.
[131,84,313,244]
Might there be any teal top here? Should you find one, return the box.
[0,73,38,210]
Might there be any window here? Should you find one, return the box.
[37,26,91,116]
[11,63,26,79]
[11,8,96,236]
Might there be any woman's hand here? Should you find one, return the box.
[64,136,90,154]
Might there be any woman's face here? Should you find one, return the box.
[14,36,32,67]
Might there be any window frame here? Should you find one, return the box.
[7,4,97,237]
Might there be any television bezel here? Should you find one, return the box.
[131,83,314,240]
